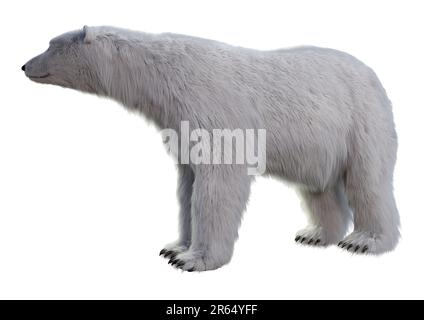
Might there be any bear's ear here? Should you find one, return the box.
[82,25,94,44]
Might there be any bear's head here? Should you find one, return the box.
[22,26,110,94]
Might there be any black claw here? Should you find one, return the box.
[300,237,306,243]
[338,242,342,247]
[354,245,360,252]
[168,258,176,264]
[187,268,195,272]
[176,261,185,268]
[159,249,167,256]
[347,244,353,250]
[315,239,321,245]
[171,259,180,266]
[169,252,178,260]
[308,239,314,245]
[164,250,174,258]
[295,236,301,242]
[341,242,348,248]
[362,246,369,253]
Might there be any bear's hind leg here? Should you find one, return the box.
[160,165,194,259]
[339,180,400,254]
[296,183,351,247]
[338,131,400,255]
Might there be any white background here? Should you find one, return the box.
[0,0,423,299]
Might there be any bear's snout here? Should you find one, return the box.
[22,55,51,81]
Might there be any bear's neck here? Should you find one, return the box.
[103,43,184,132]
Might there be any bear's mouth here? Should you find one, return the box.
[28,73,50,79]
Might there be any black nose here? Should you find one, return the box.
[21,64,26,71]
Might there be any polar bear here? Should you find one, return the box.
[23,26,400,272]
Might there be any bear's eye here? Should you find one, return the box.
[49,39,64,48]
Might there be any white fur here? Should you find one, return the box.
[23,26,400,271]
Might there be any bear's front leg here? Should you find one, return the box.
[169,166,251,272]
[160,165,194,259]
